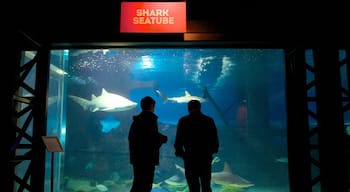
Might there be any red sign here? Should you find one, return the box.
[120,2,186,33]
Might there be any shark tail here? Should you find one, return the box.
[154,89,168,103]
[68,95,90,111]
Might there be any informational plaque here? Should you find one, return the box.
[42,136,63,152]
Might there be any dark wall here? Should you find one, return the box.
[9,0,350,48]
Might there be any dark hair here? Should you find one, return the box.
[141,96,155,110]
[188,100,201,112]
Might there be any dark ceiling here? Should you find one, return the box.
[8,1,350,48]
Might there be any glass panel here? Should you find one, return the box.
[47,47,289,192]
[45,50,70,192]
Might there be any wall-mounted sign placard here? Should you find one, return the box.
[120,2,186,33]
[42,136,63,152]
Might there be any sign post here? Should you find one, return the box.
[42,136,64,192]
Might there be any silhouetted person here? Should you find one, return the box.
[128,96,168,192]
[174,100,219,192]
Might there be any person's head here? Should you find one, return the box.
[188,99,201,113]
[141,96,156,112]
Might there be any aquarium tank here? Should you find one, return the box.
[26,47,291,192]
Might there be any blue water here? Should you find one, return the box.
[47,48,290,191]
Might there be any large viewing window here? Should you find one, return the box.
[26,47,289,192]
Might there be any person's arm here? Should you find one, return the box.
[155,117,167,146]
[211,118,219,154]
[174,119,185,157]
[158,133,168,145]
[128,120,138,163]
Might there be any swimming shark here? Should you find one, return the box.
[175,162,254,189]
[211,162,254,188]
[68,88,137,112]
[155,89,206,104]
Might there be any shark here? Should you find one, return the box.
[68,88,137,112]
[155,89,206,104]
[211,162,254,188]
[175,162,254,189]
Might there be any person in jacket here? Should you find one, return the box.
[128,96,168,192]
[174,99,219,192]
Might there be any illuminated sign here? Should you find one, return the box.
[120,2,186,33]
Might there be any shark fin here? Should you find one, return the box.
[223,162,232,173]
[102,88,108,95]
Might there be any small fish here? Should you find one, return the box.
[152,182,162,188]
[275,157,288,163]
[96,184,108,192]
[212,156,221,165]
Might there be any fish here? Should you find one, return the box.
[175,162,254,189]
[99,114,121,133]
[69,88,137,112]
[212,156,221,165]
[96,184,108,192]
[155,89,206,104]
[275,157,288,163]
[50,64,68,75]
[211,162,254,188]
[152,182,162,188]
[65,178,108,192]
[152,182,171,192]
[152,183,170,192]
[164,174,187,188]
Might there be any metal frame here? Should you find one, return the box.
[285,48,349,192]
[7,32,50,192]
